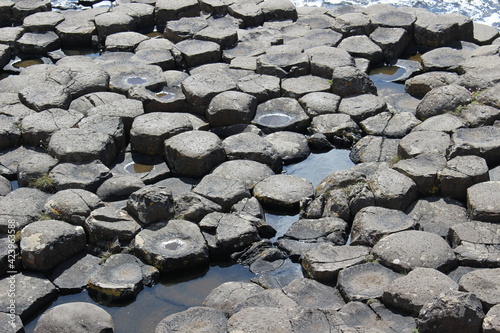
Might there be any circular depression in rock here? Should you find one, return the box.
[127,77,148,85]
[159,239,187,252]
[254,113,293,127]
[124,162,154,174]
[369,65,407,82]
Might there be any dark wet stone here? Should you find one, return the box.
[338,262,400,302]
[369,27,410,59]
[281,75,331,99]
[350,136,400,164]
[194,175,250,211]
[449,126,500,166]
[87,253,145,301]
[0,272,57,321]
[222,132,281,171]
[126,185,174,226]
[211,159,274,190]
[33,302,114,333]
[203,281,264,314]
[405,71,459,98]
[301,243,369,281]
[134,219,208,273]
[282,277,345,310]
[383,267,458,316]
[156,306,227,333]
[0,188,50,233]
[19,81,70,112]
[438,155,489,201]
[449,221,500,267]
[206,91,257,127]
[252,97,310,134]
[199,212,259,256]
[483,304,500,333]
[406,196,468,238]
[48,128,117,166]
[164,130,226,178]
[398,130,450,159]
[50,160,111,192]
[84,206,141,246]
[416,85,471,120]
[338,35,384,63]
[50,253,101,293]
[256,45,309,78]
[373,230,457,273]
[467,181,500,223]
[459,268,500,310]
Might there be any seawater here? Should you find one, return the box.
[292,0,500,27]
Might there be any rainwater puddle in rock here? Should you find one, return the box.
[369,65,406,95]
[62,47,100,57]
[256,113,292,127]
[10,180,19,190]
[23,262,255,333]
[124,162,154,174]
[127,77,148,85]
[155,90,176,101]
[12,58,45,69]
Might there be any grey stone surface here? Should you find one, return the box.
[84,206,141,247]
[130,112,193,155]
[222,132,281,171]
[206,91,257,127]
[236,74,280,102]
[156,306,227,333]
[350,136,400,163]
[174,192,222,222]
[211,160,274,190]
[406,196,468,237]
[134,219,208,273]
[227,306,293,333]
[460,104,500,127]
[126,185,174,226]
[338,35,384,63]
[19,81,70,112]
[398,130,450,158]
[78,114,126,152]
[0,188,50,233]
[256,45,309,78]
[87,253,145,301]
[449,126,500,165]
[96,175,145,202]
[281,75,331,99]
[282,277,345,310]
[338,94,387,122]
[96,12,137,41]
[0,272,57,321]
[50,253,101,293]
[438,155,489,201]
[0,311,23,333]
[298,92,341,117]
[393,153,447,195]
[252,97,310,134]
[413,113,466,133]
[203,281,264,314]
[175,39,221,68]
[17,31,60,54]
[199,212,259,256]
[414,12,473,47]
[483,304,500,333]
[33,302,114,333]
[350,206,415,246]
[405,71,459,98]
[421,47,469,72]
[307,45,355,78]
[415,85,472,120]
[301,243,369,281]
[383,267,459,316]
[369,26,410,59]
[372,230,457,273]
[467,181,500,223]
[253,174,314,212]
[330,65,377,97]
[337,262,400,302]
[459,268,500,310]
[155,0,200,29]
[367,168,418,211]
[44,189,103,226]
[449,221,500,267]
[164,130,226,178]
[164,16,208,42]
[193,175,250,211]
[309,113,362,148]
[50,161,111,192]
[360,112,420,138]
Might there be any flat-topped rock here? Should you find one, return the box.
[373,230,457,273]
[421,47,469,72]
[193,174,250,211]
[50,161,111,192]
[483,304,500,333]
[19,81,70,112]
[134,219,208,273]
[338,94,387,122]
[459,268,500,310]
[301,243,369,281]
[393,153,447,195]
[367,168,418,211]
[50,254,101,293]
[383,267,459,316]
[449,221,500,267]
[223,132,281,171]
[252,97,310,134]
[0,187,50,233]
[256,45,309,78]
[449,126,500,165]
[467,181,500,222]
[405,71,459,98]
[156,306,227,333]
[398,130,451,158]
[415,85,471,120]
[211,159,274,190]
[203,281,265,314]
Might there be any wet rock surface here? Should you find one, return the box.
[0,1,499,331]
